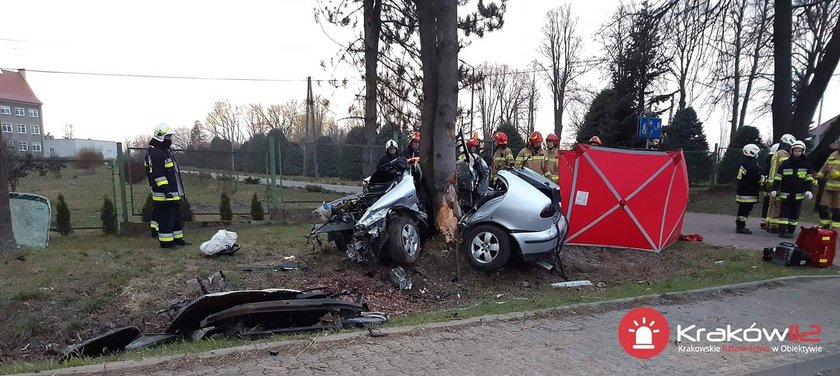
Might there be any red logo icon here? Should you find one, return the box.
[618,307,670,359]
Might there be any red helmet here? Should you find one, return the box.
[494,132,508,145]
[410,131,421,142]
[529,131,543,145]
[546,133,559,143]
[467,137,480,148]
[589,136,602,146]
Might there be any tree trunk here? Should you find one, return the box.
[730,51,741,142]
[790,17,840,138]
[432,0,460,240]
[0,133,16,252]
[418,0,439,202]
[772,0,793,141]
[362,0,382,177]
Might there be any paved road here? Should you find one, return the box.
[85,278,840,376]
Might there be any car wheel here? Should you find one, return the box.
[385,214,421,264]
[464,224,511,272]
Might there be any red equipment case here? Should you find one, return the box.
[795,227,837,268]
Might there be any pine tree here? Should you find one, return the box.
[220,192,233,221]
[250,193,265,221]
[664,108,712,183]
[100,196,118,234]
[55,193,72,236]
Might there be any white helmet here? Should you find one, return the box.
[769,143,780,154]
[780,134,796,145]
[742,144,760,158]
[153,123,174,142]
[385,139,398,151]
[791,140,806,152]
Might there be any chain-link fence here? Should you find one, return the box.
[9,156,120,229]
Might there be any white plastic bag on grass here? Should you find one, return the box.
[200,229,238,256]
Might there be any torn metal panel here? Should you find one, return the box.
[61,326,141,361]
[200,298,366,330]
[165,289,303,334]
[124,333,179,351]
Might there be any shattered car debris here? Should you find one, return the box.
[62,289,386,360]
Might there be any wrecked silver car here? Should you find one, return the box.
[457,160,568,272]
[308,157,428,265]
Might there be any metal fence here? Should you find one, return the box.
[9,157,120,229]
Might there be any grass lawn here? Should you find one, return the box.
[688,184,822,224]
[0,224,836,374]
[14,167,343,228]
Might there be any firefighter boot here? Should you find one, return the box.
[736,220,752,234]
[778,225,794,239]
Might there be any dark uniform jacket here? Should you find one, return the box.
[400,148,419,159]
[378,153,398,168]
[145,139,184,202]
[771,156,813,201]
[736,157,763,203]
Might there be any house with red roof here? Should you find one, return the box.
[0,69,44,155]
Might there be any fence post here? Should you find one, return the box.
[711,143,719,188]
[277,139,284,205]
[268,136,278,209]
[116,143,130,226]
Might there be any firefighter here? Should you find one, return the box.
[401,131,420,161]
[815,137,840,230]
[589,136,603,146]
[145,124,188,249]
[491,131,514,180]
[760,143,779,229]
[545,133,560,183]
[735,144,763,234]
[458,135,481,163]
[812,137,840,217]
[771,141,813,239]
[378,139,399,168]
[516,131,548,175]
[766,134,796,233]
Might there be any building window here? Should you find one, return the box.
[6,140,13,149]
[15,107,25,116]
[28,109,39,118]
[17,124,27,134]
[30,125,40,134]
[0,106,10,115]
[1,123,11,133]
[31,142,42,152]
[18,141,28,152]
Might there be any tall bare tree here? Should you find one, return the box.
[539,4,584,139]
[204,100,243,144]
[475,63,502,141]
[172,127,192,149]
[244,104,269,139]
[709,0,772,141]
[524,61,541,135]
[663,0,719,111]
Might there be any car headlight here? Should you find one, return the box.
[357,209,387,229]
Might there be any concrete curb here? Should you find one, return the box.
[17,274,840,376]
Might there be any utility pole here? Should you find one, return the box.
[306,76,319,177]
[303,76,312,177]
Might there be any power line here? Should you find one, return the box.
[0,67,363,83]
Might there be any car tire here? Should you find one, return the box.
[464,224,511,272]
[385,214,421,264]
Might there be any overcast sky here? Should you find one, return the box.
[1,0,838,148]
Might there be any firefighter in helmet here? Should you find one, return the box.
[545,133,560,183]
[516,131,548,176]
[770,140,814,238]
[735,144,763,234]
[589,136,603,146]
[760,143,780,229]
[378,139,399,168]
[491,131,514,180]
[145,124,188,249]
[401,131,421,163]
[458,134,481,163]
[766,134,796,233]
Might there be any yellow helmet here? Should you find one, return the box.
[153,123,174,142]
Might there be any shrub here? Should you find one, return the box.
[140,194,154,222]
[124,157,146,184]
[220,192,233,221]
[305,184,324,193]
[180,197,194,222]
[250,193,265,220]
[100,196,118,234]
[55,194,72,235]
[75,148,105,173]
[243,176,261,185]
